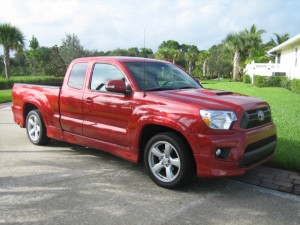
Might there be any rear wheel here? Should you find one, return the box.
[26,109,50,145]
[144,132,194,189]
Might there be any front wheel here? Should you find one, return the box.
[144,132,194,189]
[26,109,50,145]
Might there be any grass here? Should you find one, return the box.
[0,90,12,103]
[203,80,300,172]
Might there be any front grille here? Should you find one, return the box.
[239,135,277,168]
[245,135,277,153]
[240,107,271,129]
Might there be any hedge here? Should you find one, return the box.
[253,75,290,89]
[0,76,64,90]
[243,74,251,84]
[291,79,300,94]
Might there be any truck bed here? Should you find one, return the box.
[11,83,62,132]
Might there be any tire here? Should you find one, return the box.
[144,132,194,189]
[26,109,50,145]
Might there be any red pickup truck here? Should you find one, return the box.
[12,57,277,188]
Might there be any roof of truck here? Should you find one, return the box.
[72,56,169,63]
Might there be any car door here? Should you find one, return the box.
[60,62,88,135]
[82,63,132,147]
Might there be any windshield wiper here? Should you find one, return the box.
[146,87,174,91]
[178,86,195,90]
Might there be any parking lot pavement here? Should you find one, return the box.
[1,105,300,225]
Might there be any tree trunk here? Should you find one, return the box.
[3,48,11,79]
[202,59,207,77]
[233,50,240,81]
[188,60,193,75]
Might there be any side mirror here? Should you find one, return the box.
[105,80,130,95]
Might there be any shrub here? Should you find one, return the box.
[253,75,290,88]
[291,79,300,94]
[253,75,269,87]
[281,77,291,90]
[243,74,251,84]
[222,75,229,79]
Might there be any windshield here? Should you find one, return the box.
[124,62,202,91]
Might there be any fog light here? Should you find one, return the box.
[215,148,231,159]
[216,148,222,157]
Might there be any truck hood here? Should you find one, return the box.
[150,88,268,111]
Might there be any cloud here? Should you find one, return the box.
[0,0,300,53]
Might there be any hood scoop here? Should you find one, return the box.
[200,89,234,96]
[216,91,233,96]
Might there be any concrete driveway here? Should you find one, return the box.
[1,105,300,225]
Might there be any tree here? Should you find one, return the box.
[158,40,180,50]
[224,24,265,81]
[184,45,199,74]
[45,45,66,76]
[196,50,210,78]
[108,48,128,56]
[139,48,153,58]
[244,24,266,59]
[156,40,183,63]
[59,33,84,65]
[155,48,174,62]
[127,47,139,56]
[224,32,245,81]
[26,36,40,75]
[205,44,231,79]
[83,49,106,57]
[270,33,290,47]
[0,23,25,79]
[29,35,39,50]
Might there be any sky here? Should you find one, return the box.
[0,0,300,53]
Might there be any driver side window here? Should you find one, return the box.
[90,63,124,92]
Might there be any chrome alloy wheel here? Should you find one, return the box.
[148,141,181,183]
[27,114,41,142]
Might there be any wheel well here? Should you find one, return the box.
[24,103,38,125]
[139,124,196,166]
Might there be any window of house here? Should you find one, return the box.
[90,63,124,92]
[68,62,88,89]
[295,48,298,67]
[276,53,281,64]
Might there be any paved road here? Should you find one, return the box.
[1,106,300,225]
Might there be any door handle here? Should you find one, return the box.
[85,97,94,103]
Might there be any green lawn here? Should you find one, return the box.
[0,90,12,103]
[203,80,300,172]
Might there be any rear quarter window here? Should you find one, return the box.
[68,62,88,89]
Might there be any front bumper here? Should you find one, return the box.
[191,123,277,177]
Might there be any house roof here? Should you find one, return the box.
[267,33,300,54]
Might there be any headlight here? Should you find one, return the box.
[200,110,237,130]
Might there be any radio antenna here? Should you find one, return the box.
[143,29,146,97]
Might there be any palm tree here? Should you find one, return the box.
[155,48,173,62]
[224,32,245,81]
[185,45,199,74]
[195,50,209,77]
[269,33,290,47]
[244,24,266,59]
[0,23,25,79]
[224,24,265,81]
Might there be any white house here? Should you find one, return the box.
[244,33,300,81]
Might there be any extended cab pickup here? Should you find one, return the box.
[12,57,277,188]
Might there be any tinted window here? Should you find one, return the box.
[90,63,124,92]
[125,62,201,91]
[68,63,88,89]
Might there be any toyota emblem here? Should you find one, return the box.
[257,110,265,122]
